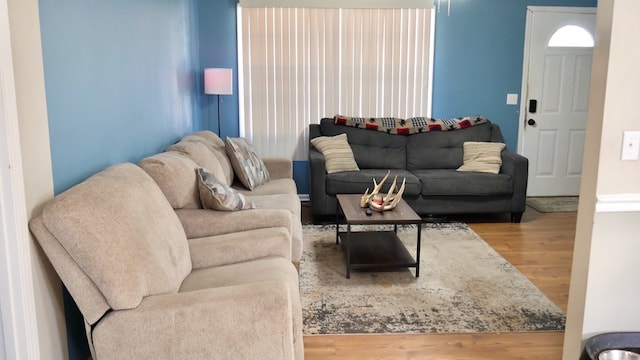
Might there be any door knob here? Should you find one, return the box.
[527,119,536,126]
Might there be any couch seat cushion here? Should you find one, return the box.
[412,169,513,196]
[180,257,298,293]
[325,169,421,196]
[233,178,297,196]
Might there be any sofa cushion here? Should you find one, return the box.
[169,141,230,186]
[457,141,505,174]
[41,163,192,310]
[182,130,226,148]
[139,151,201,210]
[412,169,513,196]
[310,133,360,174]
[319,118,407,169]
[406,122,497,170]
[325,169,421,196]
[233,178,297,196]
[225,137,271,190]
[197,167,256,211]
[181,132,234,185]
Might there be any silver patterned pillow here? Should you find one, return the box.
[225,137,270,190]
[197,168,256,211]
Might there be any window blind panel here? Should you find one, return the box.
[239,7,432,160]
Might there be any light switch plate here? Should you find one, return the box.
[621,131,640,160]
[506,93,518,105]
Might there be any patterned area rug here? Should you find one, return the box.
[300,223,565,335]
[527,196,579,213]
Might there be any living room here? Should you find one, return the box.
[2,0,640,359]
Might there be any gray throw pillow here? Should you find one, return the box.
[225,137,271,190]
[197,168,256,211]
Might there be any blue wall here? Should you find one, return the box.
[197,0,240,139]
[40,0,201,195]
[38,0,200,358]
[432,0,596,151]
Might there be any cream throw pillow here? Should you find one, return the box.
[310,133,360,174]
[457,141,506,174]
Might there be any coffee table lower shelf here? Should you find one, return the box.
[339,230,418,278]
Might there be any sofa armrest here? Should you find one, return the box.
[92,281,297,359]
[176,208,293,239]
[188,227,292,268]
[263,157,293,179]
[500,150,529,211]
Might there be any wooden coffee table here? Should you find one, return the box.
[335,194,422,279]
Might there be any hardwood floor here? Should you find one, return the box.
[302,204,577,360]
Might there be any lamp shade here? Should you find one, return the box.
[204,68,233,95]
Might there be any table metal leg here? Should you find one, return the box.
[336,201,340,245]
[416,223,422,277]
[346,224,351,279]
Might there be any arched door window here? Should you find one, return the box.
[548,25,594,47]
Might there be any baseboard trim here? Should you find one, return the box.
[596,194,640,213]
[298,194,310,202]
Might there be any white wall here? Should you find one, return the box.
[6,0,67,358]
[563,0,640,358]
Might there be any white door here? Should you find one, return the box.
[520,7,596,196]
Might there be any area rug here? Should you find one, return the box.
[300,223,565,335]
[527,196,579,212]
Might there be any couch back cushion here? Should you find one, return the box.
[177,133,235,185]
[139,151,201,209]
[41,163,192,310]
[406,122,501,170]
[168,140,233,186]
[181,130,226,148]
[319,118,407,169]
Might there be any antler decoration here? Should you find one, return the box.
[360,170,406,211]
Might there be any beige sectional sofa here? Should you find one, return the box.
[140,130,303,268]
[29,131,304,359]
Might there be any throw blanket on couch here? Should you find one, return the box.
[334,114,488,135]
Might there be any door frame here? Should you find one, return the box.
[517,6,597,155]
[0,0,42,357]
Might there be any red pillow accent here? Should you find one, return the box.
[366,124,379,131]
[335,116,348,125]
[429,124,443,131]
[459,119,472,128]
[397,128,410,135]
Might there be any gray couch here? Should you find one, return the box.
[309,117,528,222]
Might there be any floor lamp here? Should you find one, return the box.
[204,68,233,136]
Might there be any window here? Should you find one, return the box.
[238,5,434,159]
[548,25,594,48]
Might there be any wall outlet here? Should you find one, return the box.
[506,93,518,105]
[621,131,640,160]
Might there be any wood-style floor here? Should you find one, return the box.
[301,204,577,360]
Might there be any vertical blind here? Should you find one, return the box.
[238,6,433,160]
